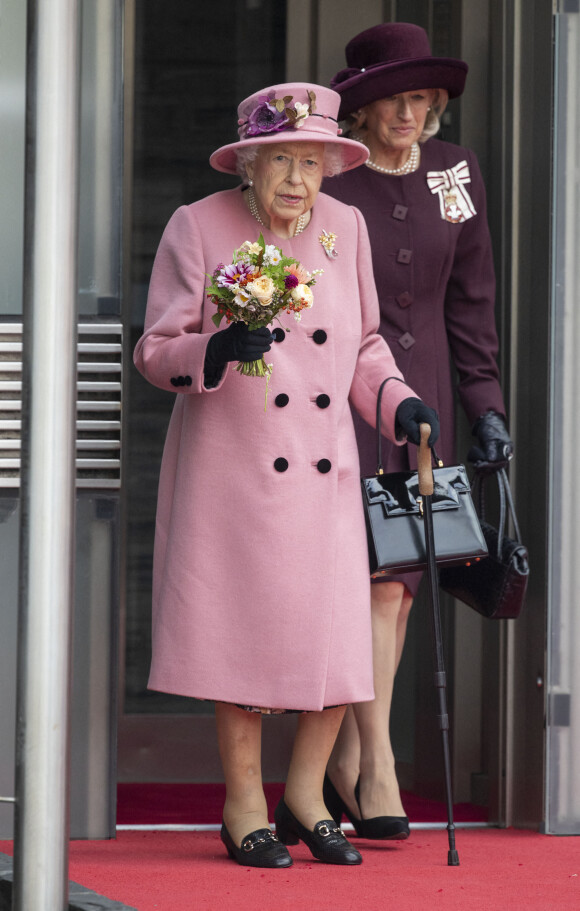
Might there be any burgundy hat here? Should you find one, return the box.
[210,82,369,175]
[331,23,468,119]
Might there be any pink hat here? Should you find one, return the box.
[332,23,468,120]
[210,82,369,175]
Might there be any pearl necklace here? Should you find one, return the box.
[247,186,307,236]
[365,142,420,176]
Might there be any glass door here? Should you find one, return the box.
[119,0,505,821]
[119,0,295,783]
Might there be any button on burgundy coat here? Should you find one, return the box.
[133,188,416,711]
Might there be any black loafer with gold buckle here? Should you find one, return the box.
[274,798,362,865]
[220,822,293,868]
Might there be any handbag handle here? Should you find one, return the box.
[375,376,404,474]
[473,467,522,558]
[500,468,522,541]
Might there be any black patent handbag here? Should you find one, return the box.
[361,379,489,578]
[439,467,529,618]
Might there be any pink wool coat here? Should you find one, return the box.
[133,187,416,711]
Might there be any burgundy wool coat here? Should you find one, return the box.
[133,188,416,711]
[324,138,507,477]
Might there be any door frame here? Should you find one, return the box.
[117,2,551,833]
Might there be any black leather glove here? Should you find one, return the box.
[205,322,273,368]
[395,397,440,447]
[204,322,273,387]
[468,410,513,470]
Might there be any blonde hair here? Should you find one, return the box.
[421,89,449,141]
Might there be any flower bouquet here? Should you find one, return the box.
[206,234,322,378]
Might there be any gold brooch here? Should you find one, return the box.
[319,229,338,259]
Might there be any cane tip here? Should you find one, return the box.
[448,849,460,866]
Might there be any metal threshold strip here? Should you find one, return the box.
[116,821,492,832]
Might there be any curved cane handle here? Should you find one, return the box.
[418,423,434,496]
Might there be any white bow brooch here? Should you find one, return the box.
[426,160,476,224]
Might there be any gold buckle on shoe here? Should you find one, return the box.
[242,832,278,852]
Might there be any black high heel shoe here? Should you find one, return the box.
[323,773,410,840]
[353,777,410,840]
[220,822,293,867]
[323,772,348,825]
[274,798,362,865]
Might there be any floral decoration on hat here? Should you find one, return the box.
[240,91,316,139]
[209,82,369,175]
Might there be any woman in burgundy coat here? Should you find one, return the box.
[134,81,439,868]
[322,24,514,840]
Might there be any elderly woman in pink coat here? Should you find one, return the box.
[134,81,439,869]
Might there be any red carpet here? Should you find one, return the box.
[116,782,488,825]
[2,828,579,910]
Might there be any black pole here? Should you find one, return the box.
[424,495,459,866]
[418,424,460,866]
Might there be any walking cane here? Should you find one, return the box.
[418,423,460,866]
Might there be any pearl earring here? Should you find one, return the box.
[248,178,254,186]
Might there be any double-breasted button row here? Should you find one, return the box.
[170,375,192,387]
[271,326,330,472]
[274,393,331,409]
[273,328,329,345]
[273,458,332,474]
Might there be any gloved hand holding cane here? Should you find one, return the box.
[395,397,440,447]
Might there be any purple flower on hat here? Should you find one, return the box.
[245,97,289,137]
